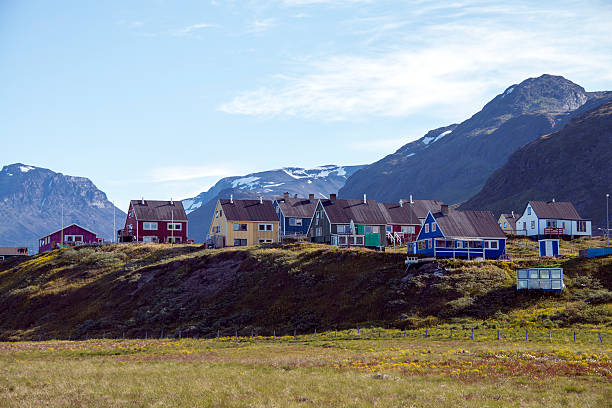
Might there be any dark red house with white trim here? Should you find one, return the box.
[118,199,188,243]
[39,224,103,253]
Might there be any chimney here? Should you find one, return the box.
[552,198,555,202]
[399,199,403,207]
[330,193,337,201]
[308,193,315,200]
[141,197,145,205]
[511,210,514,217]
[441,204,449,214]
[283,192,289,199]
[363,193,367,204]
[259,196,263,204]
[230,194,233,204]
[170,197,174,206]
[410,194,413,204]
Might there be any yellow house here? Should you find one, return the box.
[209,198,279,247]
[498,212,519,235]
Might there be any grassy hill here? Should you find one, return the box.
[0,242,611,340]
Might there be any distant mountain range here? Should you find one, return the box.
[185,165,363,241]
[339,75,612,207]
[461,100,612,227]
[0,164,125,252]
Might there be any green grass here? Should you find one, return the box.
[0,332,610,407]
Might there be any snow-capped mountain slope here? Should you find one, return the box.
[184,164,363,242]
[183,165,362,214]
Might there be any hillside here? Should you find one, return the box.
[0,243,610,340]
[0,164,125,251]
[339,75,612,204]
[185,165,362,242]
[461,100,612,226]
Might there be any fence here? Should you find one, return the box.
[4,327,608,345]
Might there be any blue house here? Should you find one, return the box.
[413,207,507,259]
[273,193,318,239]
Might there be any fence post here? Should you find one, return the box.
[378,328,381,337]
[525,329,528,341]
[598,332,603,343]
[334,329,337,337]
[314,328,317,337]
[403,328,406,337]
[573,331,576,342]
[294,329,296,340]
[471,328,474,340]
[450,328,453,338]
[273,330,276,340]
[425,328,428,338]
[357,327,360,335]
[216,330,220,339]
[179,330,182,340]
[250,329,254,339]
[497,329,500,340]
[549,330,551,341]
[235,329,238,338]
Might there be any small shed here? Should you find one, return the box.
[517,268,563,291]
[539,239,560,257]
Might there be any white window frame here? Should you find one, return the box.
[143,222,158,231]
[487,240,498,249]
[527,207,531,215]
[425,224,429,233]
[167,223,182,231]
[258,239,273,243]
[233,223,248,231]
[64,235,83,242]
[531,221,535,229]
[432,223,436,232]
[258,224,273,231]
[143,236,158,243]
[233,238,248,246]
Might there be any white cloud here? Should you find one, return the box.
[169,23,218,37]
[248,18,276,33]
[219,2,612,121]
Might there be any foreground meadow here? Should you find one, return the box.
[0,329,610,407]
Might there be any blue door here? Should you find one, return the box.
[552,240,559,256]
[539,241,546,257]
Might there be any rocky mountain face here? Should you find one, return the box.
[0,164,125,251]
[339,75,612,204]
[460,100,612,227]
[185,165,363,242]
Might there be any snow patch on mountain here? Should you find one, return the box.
[231,176,260,188]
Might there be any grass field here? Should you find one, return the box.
[1,329,610,407]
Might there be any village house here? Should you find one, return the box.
[412,205,507,259]
[118,199,188,243]
[208,197,279,247]
[307,194,387,248]
[400,199,446,224]
[498,212,519,235]
[273,193,317,240]
[515,200,591,239]
[39,224,104,253]
[378,200,421,245]
[0,247,28,261]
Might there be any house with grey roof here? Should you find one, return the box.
[515,200,591,239]
[273,193,318,239]
[413,206,507,259]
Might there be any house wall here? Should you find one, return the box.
[209,201,279,247]
[137,220,187,243]
[39,225,98,252]
[273,201,311,237]
[309,202,332,243]
[498,215,515,235]
[516,202,591,238]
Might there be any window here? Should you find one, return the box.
[354,236,364,245]
[233,223,248,231]
[436,239,454,248]
[386,225,392,233]
[365,225,380,234]
[166,236,182,243]
[425,224,429,233]
[577,220,587,232]
[215,210,219,218]
[401,225,415,234]
[143,236,158,243]
[527,207,531,215]
[504,222,508,228]
[289,218,303,227]
[258,239,273,243]
[531,221,535,229]
[143,222,158,230]
[485,240,498,249]
[167,223,182,231]
[432,223,436,232]
[213,225,221,233]
[258,224,273,231]
[233,239,248,246]
[337,224,350,234]
[468,241,483,249]
[64,235,83,242]
[315,227,322,236]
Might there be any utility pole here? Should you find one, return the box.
[61,205,64,247]
[607,193,610,247]
[113,201,116,243]
[171,198,174,245]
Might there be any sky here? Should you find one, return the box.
[2,0,612,211]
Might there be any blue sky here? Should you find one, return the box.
[2,0,612,210]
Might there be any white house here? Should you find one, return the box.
[515,200,591,239]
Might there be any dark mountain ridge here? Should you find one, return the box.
[460,100,612,227]
[339,75,612,205]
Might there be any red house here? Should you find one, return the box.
[118,199,188,243]
[378,201,422,245]
[39,224,103,253]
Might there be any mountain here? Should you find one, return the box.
[0,163,125,252]
[339,75,612,204]
[460,100,612,227]
[184,165,363,242]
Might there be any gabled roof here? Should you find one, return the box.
[0,247,28,256]
[401,199,445,219]
[528,201,584,220]
[131,200,188,221]
[275,197,317,218]
[320,199,387,225]
[433,210,506,239]
[500,213,518,229]
[220,199,279,222]
[41,223,99,239]
[378,202,420,225]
